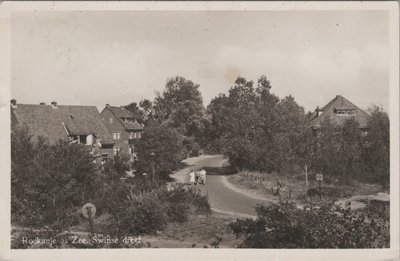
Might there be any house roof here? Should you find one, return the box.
[124,120,144,131]
[106,105,135,119]
[310,95,370,129]
[104,105,144,131]
[11,103,114,144]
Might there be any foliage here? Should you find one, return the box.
[153,76,207,155]
[123,99,154,125]
[363,106,390,184]
[11,127,99,230]
[230,201,389,248]
[207,75,390,185]
[105,184,210,238]
[312,107,390,185]
[207,76,309,173]
[135,123,184,180]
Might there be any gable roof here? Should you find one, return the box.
[310,95,370,129]
[124,121,144,131]
[11,103,114,144]
[106,105,135,119]
[102,105,144,131]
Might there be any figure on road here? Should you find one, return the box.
[189,170,195,185]
[199,168,206,185]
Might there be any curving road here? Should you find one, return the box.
[175,155,271,218]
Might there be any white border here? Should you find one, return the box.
[0,2,398,261]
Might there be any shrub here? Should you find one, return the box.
[109,189,167,236]
[230,201,389,248]
[11,127,99,230]
[106,184,210,238]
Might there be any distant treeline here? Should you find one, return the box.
[124,75,389,185]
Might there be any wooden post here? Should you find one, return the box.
[305,164,308,187]
[318,180,322,200]
[87,207,95,235]
[151,161,155,183]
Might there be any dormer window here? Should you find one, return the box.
[335,108,356,116]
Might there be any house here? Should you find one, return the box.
[310,95,370,134]
[100,104,144,160]
[10,99,115,162]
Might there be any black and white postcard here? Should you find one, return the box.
[0,1,398,261]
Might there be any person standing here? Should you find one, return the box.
[200,168,207,185]
[189,170,195,185]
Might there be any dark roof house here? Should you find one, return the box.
[102,105,144,131]
[310,95,370,130]
[11,99,114,145]
[100,104,144,160]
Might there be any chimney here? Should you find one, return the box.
[40,102,46,105]
[10,99,17,108]
[315,106,322,117]
[106,104,110,107]
[51,101,58,108]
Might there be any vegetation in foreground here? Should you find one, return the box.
[230,200,389,248]
[11,127,210,249]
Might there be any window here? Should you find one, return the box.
[109,118,113,123]
[129,146,135,154]
[113,148,121,156]
[113,132,121,140]
[129,132,142,139]
[336,109,356,116]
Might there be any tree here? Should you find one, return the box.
[154,76,206,155]
[364,106,390,185]
[207,75,309,173]
[124,99,154,124]
[135,123,184,180]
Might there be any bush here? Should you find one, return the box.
[105,184,210,239]
[111,190,168,236]
[230,201,389,248]
[11,127,99,230]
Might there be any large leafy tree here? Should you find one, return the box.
[207,75,308,173]
[124,99,154,124]
[135,123,184,180]
[363,106,390,184]
[154,76,206,155]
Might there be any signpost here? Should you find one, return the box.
[316,174,323,200]
[82,203,96,235]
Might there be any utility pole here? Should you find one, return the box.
[305,164,308,187]
[150,152,155,183]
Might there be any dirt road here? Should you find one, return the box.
[171,155,271,218]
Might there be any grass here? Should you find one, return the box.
[143,213,241,248]
[227,170,386,202]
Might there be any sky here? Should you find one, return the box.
[11,10,389,112]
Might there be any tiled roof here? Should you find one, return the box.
[105,105,144,131]
[124,120,144,131]
[11,104,114,144]
[310,95,370,129]
[107,106,134,119]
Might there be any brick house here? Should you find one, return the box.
[310,95,370,134]
[10,99,115,162]
[100,104,144,160]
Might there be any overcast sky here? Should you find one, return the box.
[11,10,389,112]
